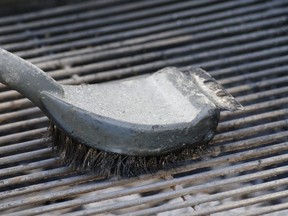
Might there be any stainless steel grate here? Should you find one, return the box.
[0,0,288,215]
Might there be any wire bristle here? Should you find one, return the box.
[47,123,212,178]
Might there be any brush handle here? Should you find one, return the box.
[0,48,64,110]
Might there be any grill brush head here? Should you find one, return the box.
[0,48,243,177]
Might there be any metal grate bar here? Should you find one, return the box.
[11,150,288,215]
[0,158,57,177]
[0,0,217,40]
[0,117,47,133]
[0,128,46,146]
[7,2,287,58]
[1,137,287,212]
[44,35,288,79]
[25,5,287,49]
[33,31,287,70]
[0,173,99,201]
[0,139,43,155]
[0,0,119,26]
[150,190,288,216]
[114,178,288,216]
[247,203,288,216]
[0,107,41,123]
[193,190,288,216]
[218,108,288,130]
[0,148,51,165]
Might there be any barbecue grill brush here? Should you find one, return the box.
[0,48,243,177]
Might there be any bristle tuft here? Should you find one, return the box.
[47,123,212,178]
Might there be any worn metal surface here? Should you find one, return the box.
[0,0,288,215]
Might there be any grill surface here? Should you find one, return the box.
[0,0,288,215]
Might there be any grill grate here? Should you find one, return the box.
[0,0,288,215]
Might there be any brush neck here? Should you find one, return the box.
[0,48,64,110]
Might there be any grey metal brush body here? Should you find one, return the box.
[0,48,243,176]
